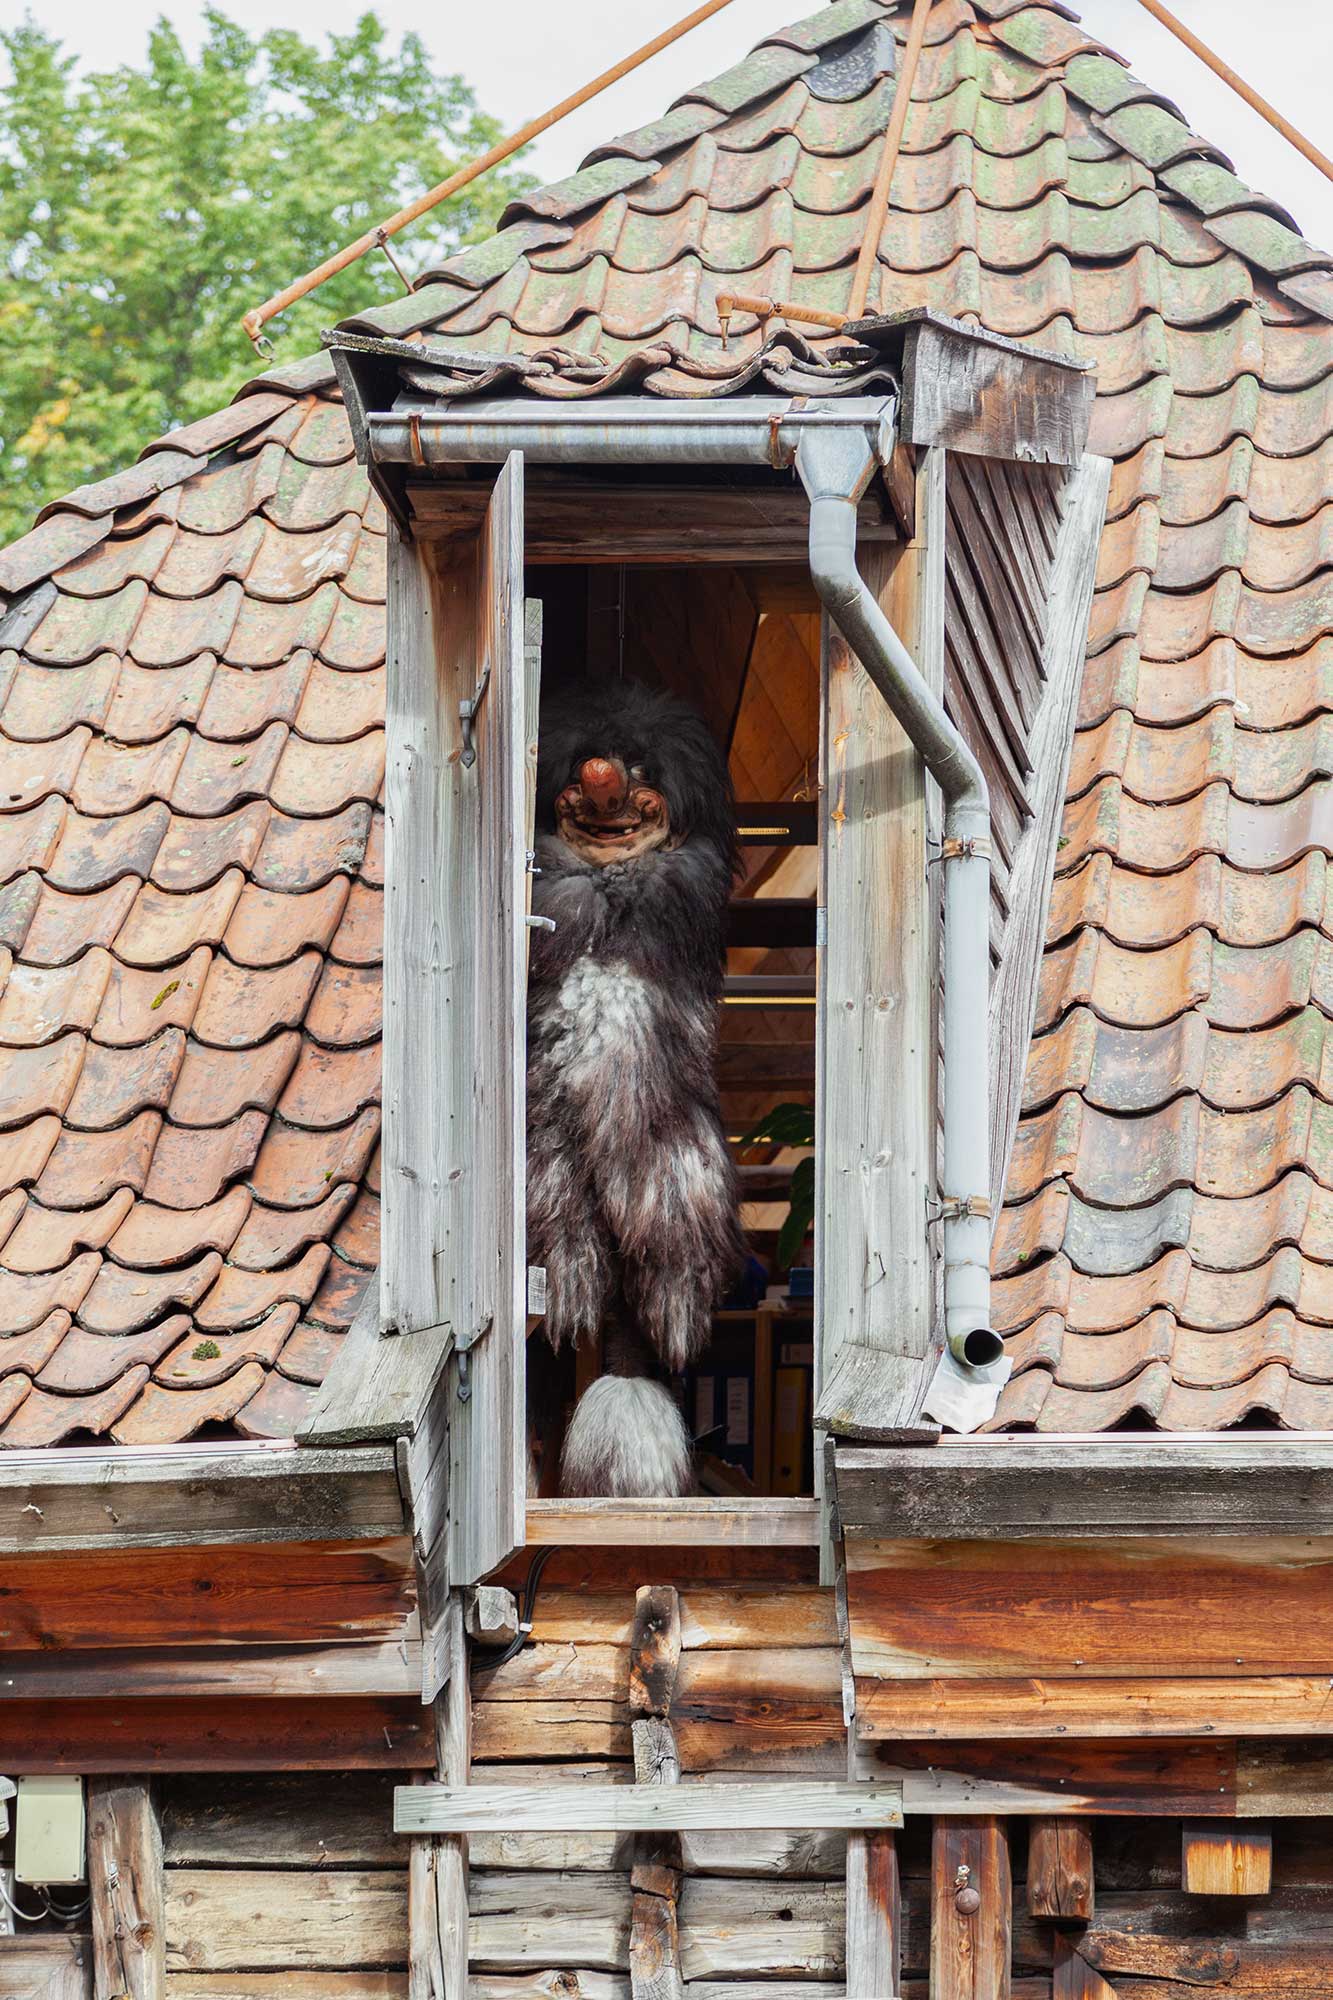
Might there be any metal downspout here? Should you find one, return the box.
[795,428,1003,1382]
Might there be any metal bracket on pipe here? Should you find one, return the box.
[940,834,991,863]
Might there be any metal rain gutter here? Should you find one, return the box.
[364,391,1004,1426]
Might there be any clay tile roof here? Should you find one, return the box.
[1,0,1331,1440]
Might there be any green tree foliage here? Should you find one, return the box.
[0,10,534,542]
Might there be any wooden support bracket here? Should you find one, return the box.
[1028,1817,1095,1923]
[1182,1822,1274,1895]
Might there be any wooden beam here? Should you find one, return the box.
[1027,1819,1094,1923]
[845,1831,901,2000]
[0,1445,404,1554]
[409,1596,469,2000]
[833,1437,1333,1539]
[1053,1933,1117,2000]
[522,1498,819,1547]
[0,1537,416,1651]
[395,1781,905,1835]
[844,1534,1333,1681]
[883,1737,1333,1817]
[930,1817,1011,1999]
[1181,1823,1273,1895]
[858,1674,1333,1739]
[0,1640,420,1702]
[896,313,1094,465]
[630,1585,685,2000]
[0,1698,433,1773]
[87,1780,165,2000]
[407,478,896,563]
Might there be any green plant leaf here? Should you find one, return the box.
[740,1100,815,1149]
[777,1153,816,1269]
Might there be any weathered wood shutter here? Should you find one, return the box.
[813,448,945,1481]
[378,451,535,1585]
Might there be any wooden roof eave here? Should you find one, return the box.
[0,1438,405,1554]
[833,1433,1333,1540]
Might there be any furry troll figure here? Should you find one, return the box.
[527,676,745,1497]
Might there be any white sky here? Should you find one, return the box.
[10,0,1333,250]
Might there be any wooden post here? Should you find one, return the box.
[1182,1824,1273,1895]
[1027,1818,1094,1923]
[930,1816,1011,2000]
[847,1829,902,1999]
[1053,1932,1117,2000]
[410,1594,470,2000]
[630,1585,685,2000]
[87,1780,165,2000]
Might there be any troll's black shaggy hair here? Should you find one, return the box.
[527,677,745,1494]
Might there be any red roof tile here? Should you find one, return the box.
[2,0,1332,1437]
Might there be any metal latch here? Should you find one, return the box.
[459,667,491,768]
[454,1312,494,1401]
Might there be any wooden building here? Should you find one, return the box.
[2,0,1333,1993]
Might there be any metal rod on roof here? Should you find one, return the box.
[240,0,744,353]
[1131,0,1333,187]
[845,0,935,321]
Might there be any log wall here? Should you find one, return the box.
[158,1772,410,1997]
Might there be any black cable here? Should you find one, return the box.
[471,1543,558,1672]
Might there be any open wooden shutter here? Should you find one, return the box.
[813,449,945,1494]
[442,454,534,1585]
[363,451,531,1586]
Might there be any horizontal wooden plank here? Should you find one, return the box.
[468,1874,847,1980]
[160,1774,403,1867]
[493,1545,819,1592]
[396,1781,902,1835]
[467,1988,848,2000]
[520,1585,836,1650]
[474,1643,840,1709]
[1,1640,420,1701]
[880,1736,1333,1816]
[0,1698,433,1772]
[0,1538,416,1651]
[857,1674,1333,1739]
[524,1499,819,1547]
[835,1439,1333,1538]
[407,480,895,564]
[845,1535,1333,1678]
[0,1444,404,1552]
[465,1768,847,1875]
[165,1869,407,1972]
[165,1980,405,1999]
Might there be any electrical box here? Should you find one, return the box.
[15,1776,86,1886]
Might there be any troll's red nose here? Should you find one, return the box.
[578,757,626,813]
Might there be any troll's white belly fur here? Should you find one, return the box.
[535,956,659,1095]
